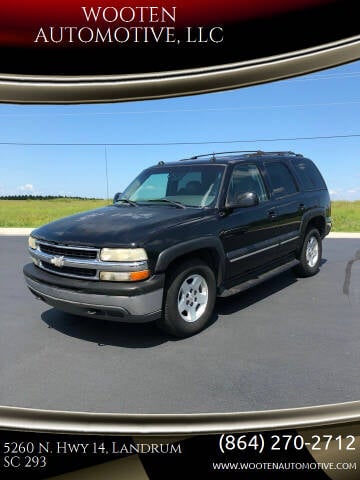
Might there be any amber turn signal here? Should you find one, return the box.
[129,270,150,281]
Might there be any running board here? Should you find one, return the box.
[218,259,299,298]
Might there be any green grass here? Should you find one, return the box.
[0,199,109,227]
[0,199,359,231]
[331,201,360,232]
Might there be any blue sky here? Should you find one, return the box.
[0,60,360,200]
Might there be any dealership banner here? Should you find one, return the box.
[0,0,360,102]
[0,423,359,479]
[0,403,360,478]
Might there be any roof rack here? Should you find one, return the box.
[186,150,263,161]
[179,150,303,162]
[247,151,303,157]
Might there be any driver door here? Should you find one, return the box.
[220,163,277,280]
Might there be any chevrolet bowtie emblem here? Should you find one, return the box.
[50,256,65,268]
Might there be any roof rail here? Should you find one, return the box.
[186,150,264,160]
[179,150,303,161]
[246,150,303,157]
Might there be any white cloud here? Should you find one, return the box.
[18,184,34,192]
[329,188,360,201]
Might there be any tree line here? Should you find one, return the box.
[0,195,102,200]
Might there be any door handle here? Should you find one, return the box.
[267,209,277,219]
[299,203,305,211]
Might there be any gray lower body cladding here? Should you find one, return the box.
[24,266,164,323]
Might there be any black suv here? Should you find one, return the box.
[24,151,331,337]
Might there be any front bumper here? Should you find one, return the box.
[23,263,164,322]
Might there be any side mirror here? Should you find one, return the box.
[227,192,259,209]
[113,192,122,203]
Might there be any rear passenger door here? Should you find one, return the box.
[261,160,303,258]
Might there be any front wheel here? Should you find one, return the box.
[157,259,216,337]
[294,228,322,277]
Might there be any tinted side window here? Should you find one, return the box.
[227,164,268,203]
[265,162,298,197]
[293,158,326,190]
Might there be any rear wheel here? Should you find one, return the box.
[294,228,322,277]
[157,258,216,337]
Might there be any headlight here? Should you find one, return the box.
[100,248,147,262]
[28,236,37,250]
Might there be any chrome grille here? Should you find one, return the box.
[39,243,98,260]
[29,240,149,281]
[42,261,97,278]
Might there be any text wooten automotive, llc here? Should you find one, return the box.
[34,5,224,44]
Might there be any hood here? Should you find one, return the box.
[32,204,208,247]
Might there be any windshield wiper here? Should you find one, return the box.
[114,198,138,207]
[145,198,187,209]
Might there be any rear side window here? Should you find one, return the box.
[292,158,327,190]
[264,162,298,197]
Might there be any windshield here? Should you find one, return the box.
[119,165,225,208]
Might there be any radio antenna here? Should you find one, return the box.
[104,146,110,202]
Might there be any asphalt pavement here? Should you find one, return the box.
[0,236,359,414]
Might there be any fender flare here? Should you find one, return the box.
[155,237,226,287]
[297,209,327,256]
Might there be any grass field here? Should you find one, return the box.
[330,201,360,232]
[0,198,359,231]
[0,199,109,227]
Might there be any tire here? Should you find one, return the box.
[294,228,322,277]
[156,258,216,338]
